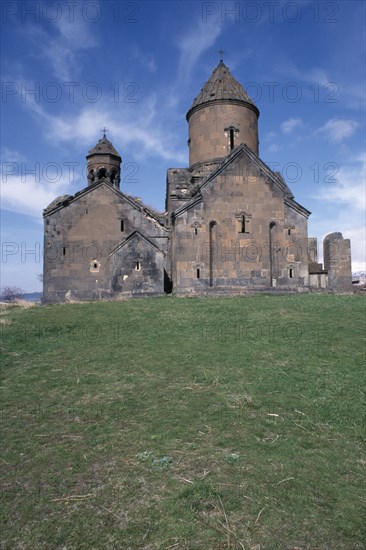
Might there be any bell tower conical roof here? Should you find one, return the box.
[87,134,121,159]
[187,61,259,120]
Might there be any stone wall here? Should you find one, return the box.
[110,233,166,295]
[308,237,318,263]
[43,182,168,302]
[172,150,309,293]
[323,232,352,291]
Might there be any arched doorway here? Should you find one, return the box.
[209,220,217,287]
[269,221,276,287]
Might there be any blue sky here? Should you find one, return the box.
[1,0,365,291]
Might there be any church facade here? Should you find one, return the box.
[43,61,352,302]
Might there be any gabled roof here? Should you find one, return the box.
[173,143,311,218]
[43,194,73,213]
[43,178,168,228]
[187,61,259,119]
[109,230,166,256]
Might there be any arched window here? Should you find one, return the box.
[230,128,235,150]
[239,215,250,234]
[225,126,239,151]
[240,215,246,233]
[88,169,95,184]
[110,169,118,185]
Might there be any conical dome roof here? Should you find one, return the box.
[187,61,258,119]
[87,134,121,158]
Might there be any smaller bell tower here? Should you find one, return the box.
[86,129,122,189]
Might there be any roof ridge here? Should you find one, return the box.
[43,180,167,227]
[109,230,166,256]
[174,144,310,218]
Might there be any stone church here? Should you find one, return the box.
[43,61,352,301]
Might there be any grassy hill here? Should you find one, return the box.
[1,295,365,549]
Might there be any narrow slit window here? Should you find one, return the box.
[135,261,140,271]
[194,227,198,235]
[62,246,66,256]
[239,215,248,234]
[289,268,294,278]
[196,268,200,279]
[230,128,235,150]
[85,209,88,214]
[288,229,291,235]
[120,220,124,232]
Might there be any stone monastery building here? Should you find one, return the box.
[43,61,352,301]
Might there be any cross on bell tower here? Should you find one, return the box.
[218,48,225,62]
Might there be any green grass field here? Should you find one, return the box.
[1,295,365,549]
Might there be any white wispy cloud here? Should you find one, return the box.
[268,144,281,153]
[1,80,186,221]
[1,171,76,218]
[262,131,280,153]
[281,117,303,134]
[131,45,157,74]
[273,52,365,110]
[1,148,74,218]
[263,131,277,142]
[7,69,186,164]
[316,118,359,144]
[1,148,27,163]
[20,8,98,82]
[176,17,223,83]
[40,101,186,163]
[316,153,365,211]
[274,56,331,87]
[312,152,366,270]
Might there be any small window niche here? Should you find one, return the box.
[229,128,235,150]
[135,261,141,271]
[120,220,125,232]
[225,126,239,152]
[196,268,200,279]
[192,222,201,235]
[239,215,249,234]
